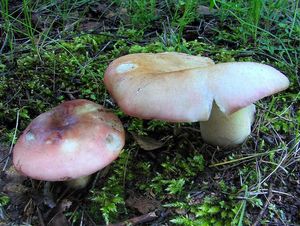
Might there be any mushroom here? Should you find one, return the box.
[104,52,289,146]
[104,52,215,122]
[13,99,125,188]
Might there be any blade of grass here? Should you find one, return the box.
[0,0,15,52]
[213,0,294,66]
[289,0,300,37]
[3,13,85,72]
[209,150,279,167]
[238,185,248,226]
[250,0,263,42]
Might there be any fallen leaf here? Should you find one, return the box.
[79,21,102,32]
[197,5,217,16]
[106,11,116,19]
[174,208,187,215]
[126,191,161,214]
[4,166,26,184]
[89,3,109,14]
[130,132,165,151]
[47,212,70,226]
[188,191,206,205]
[63,11,80,32]
[3,183,28,195]
[47,199,72,226]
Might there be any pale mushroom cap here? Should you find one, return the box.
[104,52,215,122]
[105,52,214,77]
[104,53,289,122]
[206,62,290,114]
[13,99,125,181]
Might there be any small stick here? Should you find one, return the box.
[252,184,274,226]
[65,88,76,100]
[37,207,46,226]
[108,211,158,226]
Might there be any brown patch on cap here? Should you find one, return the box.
[13,99,125,181]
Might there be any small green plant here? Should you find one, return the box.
[0,0,14,53]
[148,154,205,197]
[22,0,36,51]
[88,150,133,224]
[249,0,263,41]
[90,178,126,224]
[165,178,186,195]
[0,194,9,207]
[171,0,199,42]
[113,0,157,29]
[127,118,147,135]
[166,194,246,226]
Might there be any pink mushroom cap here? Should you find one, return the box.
[13,99,125,181]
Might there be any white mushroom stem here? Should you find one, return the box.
[66,175,91,189]
[200,103,256,147]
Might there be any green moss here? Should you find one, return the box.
[0,194,10,207]
[166,192,247,226]
[88,150,133,224]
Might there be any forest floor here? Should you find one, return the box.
[0,1,299,225]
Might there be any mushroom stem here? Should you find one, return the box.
[66,175,91,189]
[200,103,256,147]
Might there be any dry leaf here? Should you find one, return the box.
[4,166,26,184]
[197,5,217,16]
[47,199,72,226]
[47,212,70,226]
[3,183,28,195]
[79,21,102,32]
[126,192,161,214]
[130,132,164,151]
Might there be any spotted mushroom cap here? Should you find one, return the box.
[104,52,215,122]
[104,52,289,122]
[13,99,125,181]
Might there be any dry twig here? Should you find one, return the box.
[252,184,274,226]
